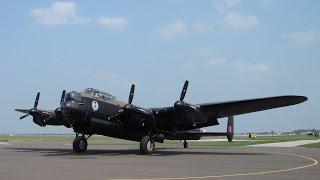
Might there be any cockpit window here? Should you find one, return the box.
[66,91,82,101]
[83,88,116,100]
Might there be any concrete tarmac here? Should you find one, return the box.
[248,139,320,147]
[0,141,319,180]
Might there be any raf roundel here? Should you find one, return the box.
[92,100,99,111]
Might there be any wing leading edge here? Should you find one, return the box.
[198,95,308,118]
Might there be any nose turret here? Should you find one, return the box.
[60,91,84,119]
[61,100,80,116]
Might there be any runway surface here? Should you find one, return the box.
[1,141,319,180]
[249,139,320,147]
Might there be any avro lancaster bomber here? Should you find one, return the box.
[15,81,307,154]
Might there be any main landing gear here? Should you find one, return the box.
[183,140,188,148]
[73,134,91,153]
[140,135,155,154]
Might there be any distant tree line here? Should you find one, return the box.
[293,129,319,134]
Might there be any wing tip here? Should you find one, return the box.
[301,96,308,102]
[285,95,308,105]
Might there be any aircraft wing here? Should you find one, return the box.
[197,95,308,118]
[109,81,307,131]
[153,95,307,127]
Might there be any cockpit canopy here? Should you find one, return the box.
[83,88,116,100]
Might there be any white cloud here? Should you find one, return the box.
[218,11,259,31]
[30,2,91,26]
[183,59,269,74]
[220,0,241,8]
[182,60,201,72]
[155,20,188,39]
[260,0,276,7]
[193,47,215,57]
[97,16,128,30]
[182,48,269,74]
[214,0,241,14]
[214,0,260,31]
[282,30,320,44]
[92,69,117,80]
[231,62,270,73]
[89,68,133,90]
[207,58,226,67]
[192,21,214,32]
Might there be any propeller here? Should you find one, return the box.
[155,80,189,115]
[108,84,135,120]
[46,90,66,124]
[42,90,72,128]
[34,92,40,108]
[19,113,30,120]
[177,80,208,125]
[180,80,189,101]
[60,90,66,104]
[128,84,135,104]
[123,84,135,111]
[174,80,189,108]
[20,92,40,120]
[55,89,66,116]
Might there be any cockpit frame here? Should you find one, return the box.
[83,88,116,100]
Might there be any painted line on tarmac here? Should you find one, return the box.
[112,151,318,180]
[0,142,12,145]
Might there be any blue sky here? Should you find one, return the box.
[0,0,319,134]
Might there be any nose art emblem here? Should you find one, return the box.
[92,101,99,111]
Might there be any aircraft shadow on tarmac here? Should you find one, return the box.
[4,147,269,157]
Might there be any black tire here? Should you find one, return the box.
[140,136,155,155]
[73,136,88,153]
[183,141,188,148]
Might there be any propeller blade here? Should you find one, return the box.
[128,84,135,104]
[20,113,30,120]
[60,90,66,104]
[34,92,40,108]
[180,80,189,101]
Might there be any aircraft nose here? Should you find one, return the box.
[61,100,79,116]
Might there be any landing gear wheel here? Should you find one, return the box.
[140,136,155,155]
[73,136,88,153]
[183,140,188,148]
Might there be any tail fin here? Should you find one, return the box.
[227,116,234,142]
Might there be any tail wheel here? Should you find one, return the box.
[73,136,88,153]
[140,136,155,155]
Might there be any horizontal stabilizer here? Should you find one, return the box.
[176,132,227,136]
